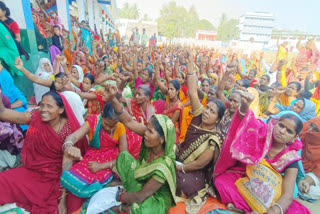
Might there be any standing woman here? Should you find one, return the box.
[0,2,20,42]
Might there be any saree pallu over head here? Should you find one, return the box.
[175,113,223,200]
[22,92,88,181]
[34,58,54,104]
[300,116,320,178]
[214,110,302,178]
[134,114,177,202]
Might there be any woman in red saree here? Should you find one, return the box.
[0,91,88,214]
[60,102,140,199]
[127,85,162,125]
[153,62,183,144]
[214,91,310,214]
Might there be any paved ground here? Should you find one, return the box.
[297,198,320,214]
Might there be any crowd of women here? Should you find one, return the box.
[0,2,320,213]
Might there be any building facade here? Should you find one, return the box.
[239,12,275,45]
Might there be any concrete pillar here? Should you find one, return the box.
[56,0,71,32]
[77,0,86,22]
[87,0,94,31]
[5,0,33,30]
[94,0,100,35]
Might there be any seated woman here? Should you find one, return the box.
[102,84,176,214]
[278,81,301,106]
[268,89,316,122]
[0,93,23,172]
[70,65,84,91]
[217,64,243,136]
[126,85,161,125]
[34,58,55,104]
[0,91,88,213]
[60,102,128,199]
[214,91,310,214]
[173,54,226,213]
[0,64,28,131]
[299,116,320,201]
[179,81,216,142]
[154,61,183,144]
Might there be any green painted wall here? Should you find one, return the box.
[14,29,50,99]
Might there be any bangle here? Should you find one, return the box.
[272,203,283,214]
[119,192,125,202]
[238,105,247,116]
[62,141,73,152]
[119,205,123,213]
[182,165,186,174]
[115,106,124,115]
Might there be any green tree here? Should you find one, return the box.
[157,1,216,39]
[119,3,139,19]
[217,13,239,41]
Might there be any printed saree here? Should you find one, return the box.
[115,115,177,214]
[61,115,121,198]
[214,110,310,213]
[175,107,223,213]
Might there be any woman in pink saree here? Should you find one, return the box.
[214,91,310,214]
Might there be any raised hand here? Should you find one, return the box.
[14,57,24,70]
[103,84,118,101]
[238,90,255,108]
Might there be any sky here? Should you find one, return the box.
[117,0,320,34]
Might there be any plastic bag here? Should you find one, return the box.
[235,159,283,213]
[86,185,123,214]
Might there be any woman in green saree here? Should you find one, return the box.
[104,84,177,214]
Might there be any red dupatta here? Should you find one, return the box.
[22,93,88,181]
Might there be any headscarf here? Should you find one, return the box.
[32,12,47,37]
[61,91,85,125]
[209,73,219,86]
[34,58,54,104]
[137,114,177,202]
[49,15,62,32]
[276,98,316,122]
[22,92,88,180]
[300,116,320,177]
[70,65,84,90]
